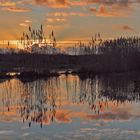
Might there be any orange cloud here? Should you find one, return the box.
[2,7,31,12]
[0,1,16,7]
[24,19,32,23]
[47,12,89,17]
[68,1,88,6]
[29,0,140,18]
[34,0,69,8]
[19,19,32,28]
[43,0,140,8]
[19,23,28,27]
[47,18,66,23]
[90,5,130,17]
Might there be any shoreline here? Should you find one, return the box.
[0,53,140,81]
[0,70,140,82]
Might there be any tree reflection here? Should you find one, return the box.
[0,73,140,127]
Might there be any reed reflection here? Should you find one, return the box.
[0,73,140,127]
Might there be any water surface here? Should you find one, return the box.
[0,73,140,140]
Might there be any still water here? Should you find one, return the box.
[0,73,140,140]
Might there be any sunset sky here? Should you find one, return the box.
[0,0,140,43]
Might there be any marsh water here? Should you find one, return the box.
[0,73,140,140]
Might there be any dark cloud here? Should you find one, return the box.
[87,0,140,6]
[121,25,137,33]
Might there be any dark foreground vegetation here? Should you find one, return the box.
[0,51,140,75]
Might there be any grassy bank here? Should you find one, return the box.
[0,52,140,75]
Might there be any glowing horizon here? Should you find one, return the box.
[0,36,115,49]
